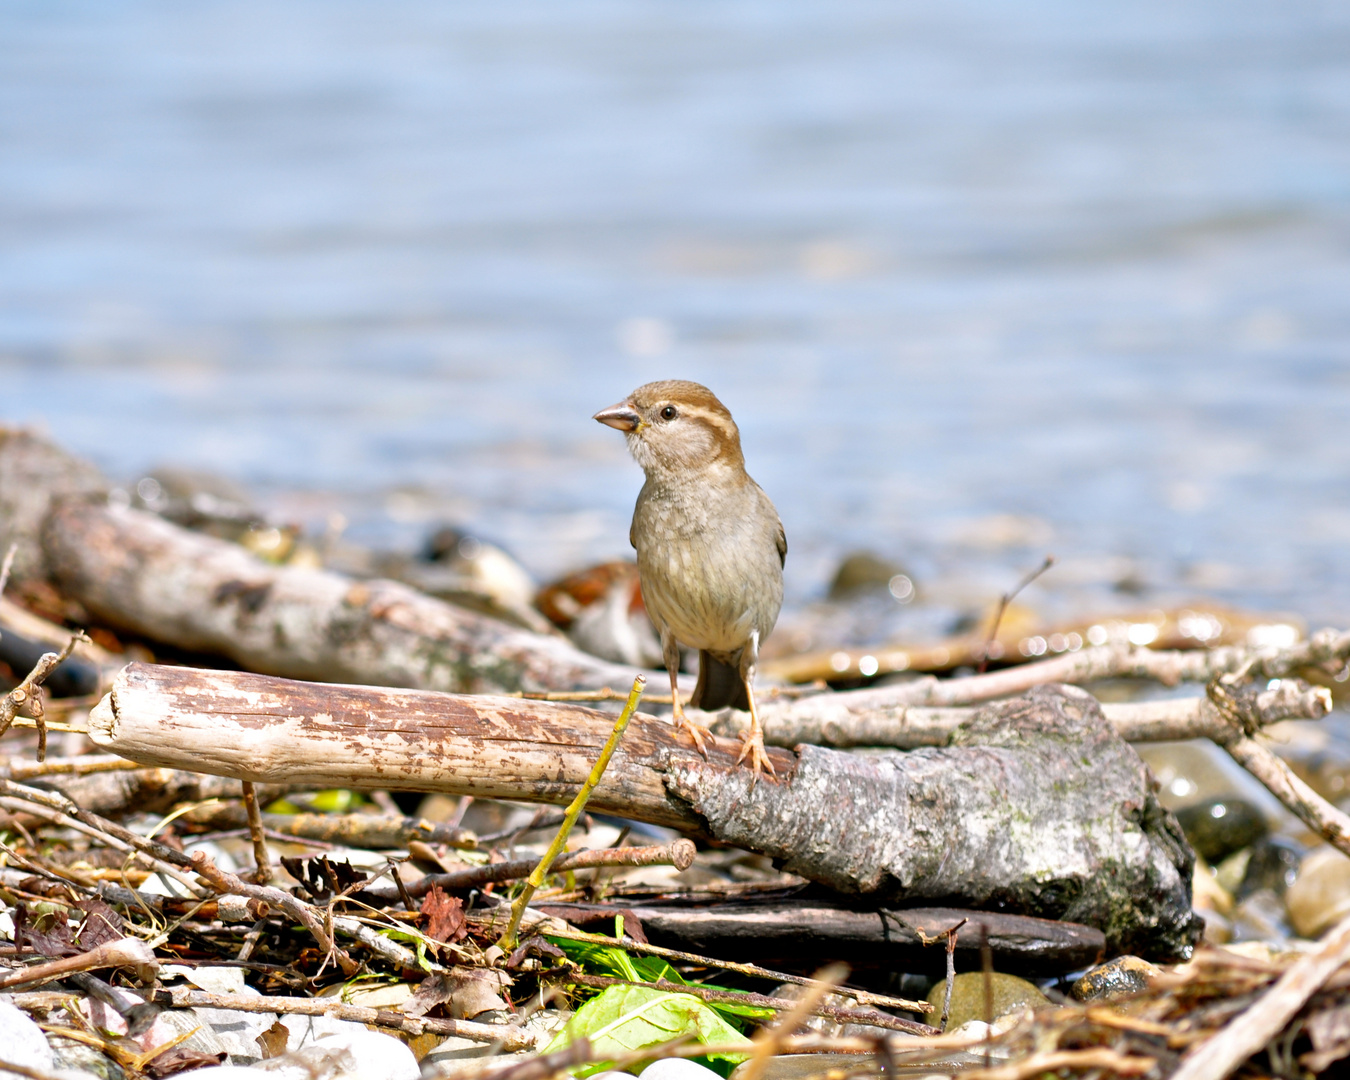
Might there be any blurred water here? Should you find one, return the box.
[2,1,1350,624]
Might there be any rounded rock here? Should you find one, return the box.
[924,972,1046,1030]
[0,1001,55,1080]
[1286,846,1350,939]
[1237,837,1304,900]
[1070,956,1160,1001]
[641,1059,723,1080]
[1175,798,1268,864]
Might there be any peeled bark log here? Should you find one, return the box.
[537,901,1106,977]
[92,663,1198,958]
[43,499,655,694]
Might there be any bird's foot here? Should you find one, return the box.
[736,726,777,784]
[672,703,712,759]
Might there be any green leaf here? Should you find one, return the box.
[544,985,751,1077]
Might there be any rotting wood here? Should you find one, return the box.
[90,663,1197,957]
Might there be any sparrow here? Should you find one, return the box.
[594,379,786,777]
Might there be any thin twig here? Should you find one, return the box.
[240,780,272,884]
[497,673,645,950]
[189,850,358,976]
[942,918,967,1031]
[367,839,695,902]
[157,988,534,1050]
[0,631,90,760]
[542,926,928,1013]
[978,555,1054,674]
[0,543,17,599]
[738,964,849,1080]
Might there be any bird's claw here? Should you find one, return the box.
[673,706,712,759]
[736,727,776,784]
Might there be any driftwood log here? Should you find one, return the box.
[91,663,1198,958]
[0,427,659,695]
[537,901,1106,977]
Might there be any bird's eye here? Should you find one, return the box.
[659,405,677,421]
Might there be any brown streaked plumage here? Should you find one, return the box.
[594,379,785,777]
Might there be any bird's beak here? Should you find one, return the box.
[593,401,641,432]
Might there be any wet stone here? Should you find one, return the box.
[924,972,1047,1030]
[1237,837,1305,900]
[0,1001,55,1080]
[1174,798,1268,864]
[1232,888,1291,943]
[827,551,908,600]
[1286,846,1350,939]
[1070,956,1160,1002]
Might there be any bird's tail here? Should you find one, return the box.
[690,650,749,711]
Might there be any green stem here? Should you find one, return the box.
[496,674,645,950]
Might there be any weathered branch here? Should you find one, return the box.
[43,498,666,695]
[91,664,1198,956]
[708,678,1333,750]
[155,988,534,1050]
[0,938,158,990]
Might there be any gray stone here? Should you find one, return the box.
[640,1060,721,1080]
[48,1035,126,1079]
[0,1001,55,1080]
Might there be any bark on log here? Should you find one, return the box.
[91,664,1198,958]
[536,901,1105,978]
[43,499,657,694]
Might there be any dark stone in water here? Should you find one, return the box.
[1071,955,1159,1001]
[1175,798,1268,864]
[827,550,908,599]
[1237,837,1304,901]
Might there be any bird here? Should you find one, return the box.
[593,379,785,778]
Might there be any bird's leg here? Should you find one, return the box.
[735,632,775,781]
[661,628,710,758]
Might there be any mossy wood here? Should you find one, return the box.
[93,664,1198,958]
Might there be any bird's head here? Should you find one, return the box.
[594,379,744,477]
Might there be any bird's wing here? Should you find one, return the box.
[629,518,636,550]
[775,519,787,567]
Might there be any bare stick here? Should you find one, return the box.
[189,850,357,976]
[1170,909,1350,1080]
[0,938,158,990]
[0,543,17,599]
[367,840,695,902]
[957,1049,1155,1080]
[738,964,849,1080]
[240,780,272,884]
[978,556,1054,675]
[7,755,144,779]
[157,987,533,1050]
[498,674,645,950]
[0,631,90,760]
[942,918,967,1031]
